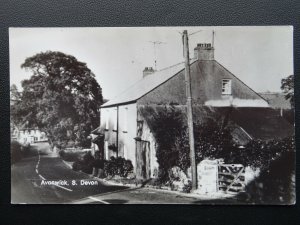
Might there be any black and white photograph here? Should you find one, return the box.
[10,26,295,204]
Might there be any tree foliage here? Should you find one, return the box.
[11,51,103,148]
[281,74,294,108]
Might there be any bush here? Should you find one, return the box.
[58,150,65,158]
[71,151,95,174]
[241,150,295,204]
[92,159,104,169]
[72,160,82,171]
[59,150,82,162]
[182,180,192,193]
[103,157,133,178]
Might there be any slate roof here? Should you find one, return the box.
[101,60,196,107]
[221,107,294,140]
[259,92,291,109]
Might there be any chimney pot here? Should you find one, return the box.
[194,43,214,60]
[143,67,155,78]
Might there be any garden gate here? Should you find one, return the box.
[218,164,246,193]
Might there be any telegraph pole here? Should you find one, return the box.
[182,30,197,190]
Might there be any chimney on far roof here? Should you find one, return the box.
[194,43,214,60]
[143,67,155,78]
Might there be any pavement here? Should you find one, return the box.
[11,142,239,204]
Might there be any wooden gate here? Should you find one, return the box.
[136,140,151,180]
[218,164,245,193]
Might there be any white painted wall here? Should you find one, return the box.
[100,103,137,171]
[118,103,137,170]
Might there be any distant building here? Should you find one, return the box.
[93,43,294,180]
[259,92,294,123]
[11,124,48,145]
[10,93,48,144]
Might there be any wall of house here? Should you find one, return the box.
[137,105,159,178]
[138,60,268,107]
[190,60,268,106]
[101,103,137,171]
[101,106,117,159]
[117,103,137,170]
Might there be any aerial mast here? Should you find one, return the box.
[149,41,165,70]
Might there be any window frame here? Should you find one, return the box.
[222,79,232,95]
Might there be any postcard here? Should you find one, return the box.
[10,26,295,204]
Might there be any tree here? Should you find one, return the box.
[281,75,294,108]
[11,51,103,149]
[10,84,21,102]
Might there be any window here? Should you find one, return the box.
[222,79,232,95]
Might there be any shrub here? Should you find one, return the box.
[241,150,295,204]
[71,151,95,174]
[59,149,82,162]
[103,157,133,178]
[92,159,104,169]
[72,160,82,171]
[182,180,192,193]
[58,150,65,158]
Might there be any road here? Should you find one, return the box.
[11,142,236,204]
[11,142,127,204]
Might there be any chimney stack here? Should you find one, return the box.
[194,43,214,60]
[143,67,155,78]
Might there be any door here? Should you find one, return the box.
[136,140,151,180]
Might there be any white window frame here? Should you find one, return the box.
[222,79,232,95]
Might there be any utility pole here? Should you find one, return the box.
[182,30,197,190]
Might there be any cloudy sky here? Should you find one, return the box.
[10,26,293,100]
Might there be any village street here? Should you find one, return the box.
[11,142,235,204]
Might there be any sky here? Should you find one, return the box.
[10,26,293,100]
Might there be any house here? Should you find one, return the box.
[95,43,294,180]
[11,124,48,145]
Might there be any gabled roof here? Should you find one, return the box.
[101,60,196,108]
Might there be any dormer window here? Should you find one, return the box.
[222,79,232,95]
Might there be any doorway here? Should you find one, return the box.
[136,140,151,180]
